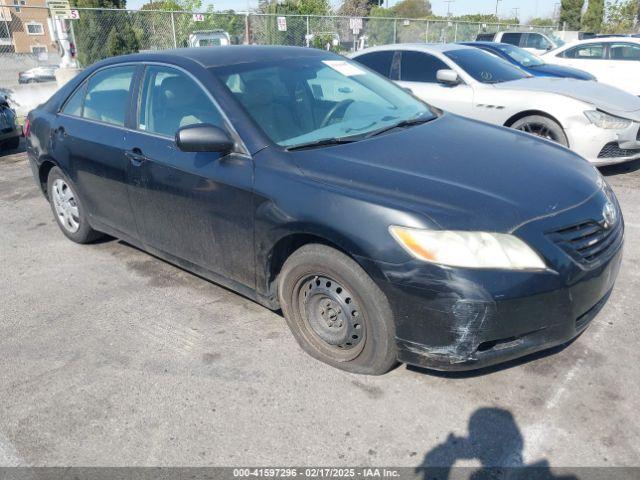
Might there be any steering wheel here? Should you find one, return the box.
[320,99,354,128]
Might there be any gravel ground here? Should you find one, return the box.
[1,140,639,469]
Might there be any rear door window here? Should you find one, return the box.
[501,33,523,46]
[562,43,605,59]
[354,51,394,78]
[61,84,86,117]
[82,66,135,127]
[400,51,450,83]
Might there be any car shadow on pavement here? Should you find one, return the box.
[417,407,578,479]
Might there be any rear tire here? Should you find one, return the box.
[278,244,397,375]
[46,166,103,244]
[511,115,569,147]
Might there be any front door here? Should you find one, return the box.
[125,65,255,287]
[396,50,474,117]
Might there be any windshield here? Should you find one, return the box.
[211,56,434,148]
[444,48,529,84]
[493,43,545,67]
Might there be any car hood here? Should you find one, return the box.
[291,114,602,233]
[494,77,640,119]
[528,63,595,80]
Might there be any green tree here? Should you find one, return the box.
[602,0,636,33]
[391,0,432,18]
[582,0,604,31]
[73,0,140,65]
[527,16,557,26]
[559,0,585,29]
[106,21,139,56]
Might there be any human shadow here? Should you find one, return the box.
[417,407,578,480]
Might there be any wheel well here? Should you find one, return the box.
[504,110,564,129]
[38,160,56,197]
[266,233,362,303]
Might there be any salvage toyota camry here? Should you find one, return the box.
[26,46,623,375]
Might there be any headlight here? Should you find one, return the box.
[389,226,546,270]
[584,110,633,129]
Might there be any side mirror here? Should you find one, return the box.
[546,44,554,51]
[436,69,461,86]
[175,124,234,154]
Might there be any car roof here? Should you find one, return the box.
[460,41,509,49]
[561,37,640,47]
[100,45,335,69]
[354,43,474,55]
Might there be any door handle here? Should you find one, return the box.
[125,148,148,166]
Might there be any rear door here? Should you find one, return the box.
[396,50,474,116]
[555,43,611,83]
[54,65,138,236]
[606,42,640,95]
[125,64,255,287]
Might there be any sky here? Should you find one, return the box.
[127,0,559,21]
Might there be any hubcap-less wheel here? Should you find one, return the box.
[298,274,365,360]
[515,121,560,142]
[52,178,80,233]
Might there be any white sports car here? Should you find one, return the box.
[542,38,640,96]
[351,43,640,166]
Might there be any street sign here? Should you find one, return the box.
[0,5,12,22]
[403,19,410,26]
[69,9,80,19]
[349,17,363,31]
[47,0,72,19]
[277,16,287,32]
[192,13,204,22]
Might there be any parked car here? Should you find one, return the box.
[542,38,640,96]
[1,95,21,151]
[475,31,558,55]
[188,30,231,47]
[18,65,59,84]
[26,46,623,374]
[352,44,640,166]
[461,41,596,80]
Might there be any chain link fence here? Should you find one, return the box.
[1,5,556,116]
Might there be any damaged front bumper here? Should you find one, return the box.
[360,190,624,372]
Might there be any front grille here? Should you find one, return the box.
[598,142,640,159]
[548,218,623,267]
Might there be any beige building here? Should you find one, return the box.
[1,0,57,54]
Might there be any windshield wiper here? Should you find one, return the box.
[364,115,434,139]
[285,137,359,151]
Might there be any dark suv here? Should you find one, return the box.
[25,46,623,374]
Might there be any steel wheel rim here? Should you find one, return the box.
[516,121,560,142]
[52,179,80,233]
[296,274,365,361]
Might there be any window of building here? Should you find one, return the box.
[30,45,47,54]
[26,22,44,35]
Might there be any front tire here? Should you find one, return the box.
[46,167,103,244]
[278,244,397,375]
[511,115,569,147]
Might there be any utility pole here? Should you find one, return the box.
[445,0,455,17]
[495,0,501,17]
[512,7,520,21]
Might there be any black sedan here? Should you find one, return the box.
[25,46,623,374]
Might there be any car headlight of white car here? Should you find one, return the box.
[584,110,633,130]
[389,226,547,270]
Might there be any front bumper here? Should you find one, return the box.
[362,189,624,371]
[566,121,640,167]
